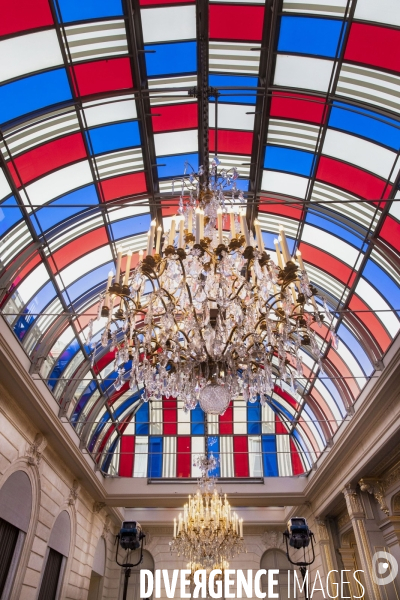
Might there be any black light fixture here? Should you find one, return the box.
[283,517,315,600]
[115,521,146,600]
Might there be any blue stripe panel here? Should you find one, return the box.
[363,259,400,314]
[48,338,81,389]
[264,146,315,176]
[56,0,123,22]
[305,211,364,248]
[158,153,199,179]
[0,197,22,235]
[148,437,163,477]
[145,42,197,76]
[0,69,72,124]
[136,402,149,435]
[261,435,278,476]
[247,401,261,435]
[303,405,325,444]
[87,121,141,155]
[71,380,97,425]
[278,16,345,58]
[110,214,151,240]
[337,324,373,376]
[329,102,400,151]
[64,261,114,303]
[13,281,56,341]
[191,403,205,435]
[316,376,347,418]
[208,436,220,478]
[32,185,99,234]
[209,75,258,105]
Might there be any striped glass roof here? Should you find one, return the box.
[0,0,399,478]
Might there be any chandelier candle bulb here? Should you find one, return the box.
[296,249,305,270]
[178,216,185,248]
[147,220,156,255]
[229,211,236,236]
[199,209,204,240]
[174,518,177,539]
[188,207,193,233]
[115,247,123,283]
[279,225,291,263]
[274,238,284,269]
[139,249,143,262]
[240,211,251,246]
[240,518,243,538]
[254,219,264,252]
[169,218,176,246]
[123,251,133,286]
[104,270,114,308]
[217,208,223,244]
[195,208,201,243]
[155,225,162,254]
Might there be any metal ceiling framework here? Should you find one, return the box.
[0,0,399,479]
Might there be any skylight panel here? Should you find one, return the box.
[81,96,137,128]
[261,171,309,199]
[354,0,400,27]
[209,103,255,131]
[274,55,335,93]
[57,245,113,288]
[302,223,360,266]
[141,5,196,43]
[63,20,128,62]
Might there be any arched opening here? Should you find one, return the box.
[88,537,106,600]
[119,549,154,600]
[0,470,32,598]
[261,548,302,599]
[38,511,71,600]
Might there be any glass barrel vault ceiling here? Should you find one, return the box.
[0,0,399,478]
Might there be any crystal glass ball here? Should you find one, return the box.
[199,383,231,415]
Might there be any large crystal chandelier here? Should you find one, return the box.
[87,158,337,414]
[169,455,246,569]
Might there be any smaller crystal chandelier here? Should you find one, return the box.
[169,456,245,570]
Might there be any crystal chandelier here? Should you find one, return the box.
[87,158,337,414]
[169,455,245,569]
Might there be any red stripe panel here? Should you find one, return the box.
[100,172,147,201]
[209,129,253,155]
[275,414,287,434]
[345,23,400,74]
[7,133,86,186]
[119,436,135,477]
[290,439,304,475]
[177,437,191,478]
[93,351,114,375]
[163,397,177,435]
[152,103,198,132]
[0,0,53,36]
[317,156,391,200]
[259,200,302,221]
[274,385,299,409]
[140,0,194,4]
[50,227,108,272]
[270,92,326,124]
[327,348,360,399]
[349,294,391,352]
[233,436,249,477]
[210,5,265,41]
[219,402,233,435]
[379,216,400,253]
[299,242,357,286]
[70,58,133,97]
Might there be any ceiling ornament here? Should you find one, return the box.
[87,158,336,414]
[169,455,246,570]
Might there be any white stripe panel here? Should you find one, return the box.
[354,0,400,26]
[149,76,197,105]
[133,436,149,477]
[283,0,350,16]
[277,435,292,476]
[209,42,261,75]
[154,130,197,156]
[64,20,128,62]
[267,119,320,152]
[177,400,190,435]
[114,234,148,256]
[355,278,400,334]
[141,6,196,43]
[312,378,343,423]
[95,148,144,178]
[258,212,298,239]
[262,404,275,434]
[248,436,263,477]
[209,103,255,131]
[323,129,398,181]
[305,264,348,303]
[370,248,400,288]
[302,223,360,267]
[10,263,48,305]
[82,96,137,127]
[25,161,93,209]
[337,64,400,114]
[23,298,63,355]
[233,399,247,434]
[162,437,176,478]
[220,436,234,477]
[207,414,218,435]
[150,400,163,435]
[46,215,104,252]
[0,30,63,83]
[56,245,113,288]
[210,0,265,3]
[107,203,150,222]
[191,437,205,477]
[0,169,11,200]
[274,55,335,93]
[0,222,32,267]
[261,171,309,199]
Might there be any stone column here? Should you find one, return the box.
[338,541,363,599]
[315,519,338,596]
[342,484,383,600]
